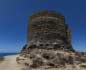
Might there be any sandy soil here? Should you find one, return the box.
[0,55,24,70]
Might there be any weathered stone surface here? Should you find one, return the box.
[20,49,74,68]
[27,10,74,51]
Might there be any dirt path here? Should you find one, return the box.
[0,55,24,70]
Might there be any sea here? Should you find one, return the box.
[0,53,17,57]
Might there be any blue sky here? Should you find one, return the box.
[0,0,86,52]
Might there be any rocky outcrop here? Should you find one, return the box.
[17,49,86,70]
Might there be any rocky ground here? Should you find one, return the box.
[0,51,86,70]
[17,49,86,70]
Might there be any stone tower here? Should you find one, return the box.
[26,10,73,51]
[18,11,86,70]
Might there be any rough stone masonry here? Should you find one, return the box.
[26,10,74,51]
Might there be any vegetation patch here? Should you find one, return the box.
[0,57,4,62]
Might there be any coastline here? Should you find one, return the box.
[0,53,18,57]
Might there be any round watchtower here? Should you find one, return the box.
[27,10,72,49]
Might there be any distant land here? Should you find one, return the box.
[0,53,17,57]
